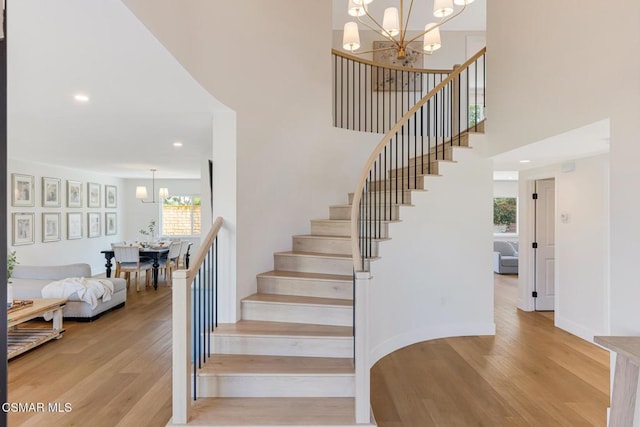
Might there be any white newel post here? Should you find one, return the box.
[355,271,372,424]
[172,270,191,424]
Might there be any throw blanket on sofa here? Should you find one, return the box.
[42,277,114,309]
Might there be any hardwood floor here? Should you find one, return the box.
[370,274,610,426]
[7,274,610,426]
[8,279,174,427]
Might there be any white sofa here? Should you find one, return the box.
[493,241,519,274]
[10,263,127,321]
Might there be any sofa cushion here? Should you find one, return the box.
[12,263,92,280]
[500,256,519,267]
[11,277,126,301]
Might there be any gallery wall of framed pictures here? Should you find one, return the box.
[9,172,119,246]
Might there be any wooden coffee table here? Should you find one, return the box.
[7,298,66,360]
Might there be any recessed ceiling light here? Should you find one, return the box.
[74,93,90,103]
[173,141,183,147]
[519,160,531,163]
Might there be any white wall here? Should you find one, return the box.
[488,0,640,335]
[518,154,609,341]
[7,158,124,275]
[123,0,380,320]
[368,135,495,364]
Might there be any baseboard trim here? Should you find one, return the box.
[368,322,496,367]
[555,314,598,343]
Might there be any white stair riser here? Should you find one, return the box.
[311,220,389,239]
[211,334,353,358]
[389,162,441,178]
[242,301,352,327]
[196,374,354,398]
[275,254,353,275]
[258,275,353,300]
[310,220,351,237]
[369,176,425,191]
[292,236,351,255]
[348,191,413,205]
[330,205,399,221]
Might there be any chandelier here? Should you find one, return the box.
[343,0,476,60]
[136,169,169,204]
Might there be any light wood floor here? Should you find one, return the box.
[370,274,610,426]
[8,278,174,427]
[7,274,610,426]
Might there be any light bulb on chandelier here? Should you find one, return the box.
[342,0,475,60]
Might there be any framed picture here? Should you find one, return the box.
[42,177,61,207]
[373,40,424,92]
[105,185,117,208]
[105,212,117,236]
[67,212,83,240]
[88,212,101,238]
[12,212,35,245]
[88,182,101,208]
[67,180,83,208]
[11,173,35,207]
[42,213,61,243]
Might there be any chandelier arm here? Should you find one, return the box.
[357,14,401,46]
[404,3,467,46]
[401,0,415,45]
[347,46,401,56]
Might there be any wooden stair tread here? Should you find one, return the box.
[214,320,353,337]
[189,397,365,426]
[274,251,352,260]
[244,293,352,307]
[198,354,354,375]
[258,270,353,283]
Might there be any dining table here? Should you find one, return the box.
[100,246,170,290]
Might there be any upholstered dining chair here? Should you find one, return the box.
[178,240,191,269]
[160,241,182,286]
[113,245,154,291]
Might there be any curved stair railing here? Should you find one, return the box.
[350,48,486,271]
[332,49,454,134]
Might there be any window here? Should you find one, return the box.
[161,195,201,236]
[469,104,485,127]
[493,197,517,234]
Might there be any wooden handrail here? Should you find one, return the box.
[186,216,223,278]
[332,48,453,75]
[350,47,487,270]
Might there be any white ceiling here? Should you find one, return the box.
[332,0,487,32]
[8,0,228,179]
[491,119,611,172]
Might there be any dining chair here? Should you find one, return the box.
[179,241,191,269]
[113,245,154,291]
[110,241,126,277]
[160,241,182,286]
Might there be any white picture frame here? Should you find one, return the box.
[105,185,117,208]
[88,182,101,208]
[42,177,61,208]
[67,180,83,208]
[12,212,35,245]
[42,213,61,243]
[105,212,117,236]
[88,212,101,238]
[67,212,83,240]
[11,173,35,207]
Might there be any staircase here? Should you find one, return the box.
[176,130,485,426]
[170,48,486,426]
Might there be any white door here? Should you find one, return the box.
[534,179,555,311]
